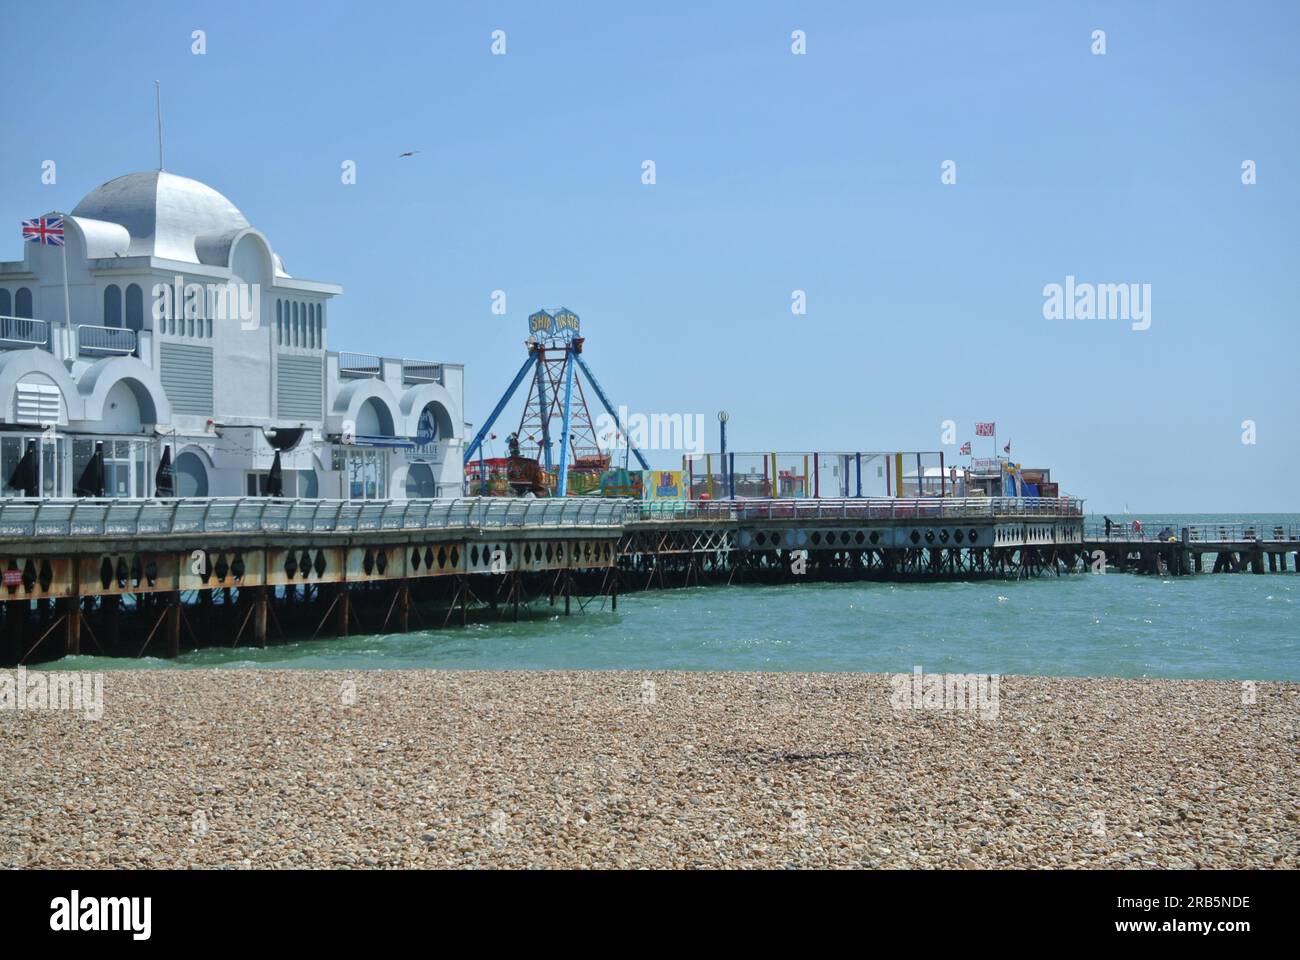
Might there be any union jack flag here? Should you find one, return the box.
[959,441,971,455]
[22,216,64,246]
[974,421,995,437]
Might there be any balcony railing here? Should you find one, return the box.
[77,324,137,357]
[338,352,381,378]
[0,316,49,349]
[402,359,443,385]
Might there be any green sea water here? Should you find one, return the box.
[45,513,1300,680]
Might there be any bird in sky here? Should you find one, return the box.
[398,150,420,158]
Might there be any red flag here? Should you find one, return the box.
[959,441,971,455]
[975,422,995,437]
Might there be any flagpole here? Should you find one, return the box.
[58,210,71,358]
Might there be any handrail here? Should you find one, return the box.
[0,495,1092,541]
[338,352,381,378]
[1084,521,1300,543]
[401,359,442,384]
[634,496,1085,523]
[0,496,636,539]
[0,315,50,348]
[77,324,137,356]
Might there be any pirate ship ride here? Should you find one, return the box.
[463,309,647,497]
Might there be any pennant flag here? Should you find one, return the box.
[1003,441,1012,454]
[22,216,64,246]
[974,422,995,437]
[959,441,971,455]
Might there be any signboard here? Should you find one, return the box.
[528,309,555,338]
[3,568,23,588]
[553,308,580,338]
[643,470,686,501]
[415,407,438,446]
[599,468,642,499]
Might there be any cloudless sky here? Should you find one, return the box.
[4,1,1297,512]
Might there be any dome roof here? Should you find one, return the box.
[70,171,274,269]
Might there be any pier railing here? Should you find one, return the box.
[636,496,1084,522]
[1085,521,1300,543]
[0,495,1088,540]
[0,497,636,539]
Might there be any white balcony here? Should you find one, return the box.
[77,324,137,357]
[0,316,50,350]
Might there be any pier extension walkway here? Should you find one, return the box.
[1082,522,1300,576]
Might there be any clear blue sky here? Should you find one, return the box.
[4,1,1297,512]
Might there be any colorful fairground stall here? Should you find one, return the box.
[682,451,950,500]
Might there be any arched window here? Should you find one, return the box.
[276,300,283,345]
[125,284,144,331]
[104,285,122,327]
[0,289,10,316]
[308,304,316,347]
[174,451,209,497]
[292,302,300,346]
[207,318,213,338]
[15,287,33,319]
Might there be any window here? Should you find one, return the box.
[291,302,299,346]
[174,451,209,496]
[104,285,122,327]
[406,463,436,498]
[244,469,316,497]
[15,287,33,319]
[276,300,283,345]
[0,289,10,315]
[332,447,389,500]
[125,284,144,331]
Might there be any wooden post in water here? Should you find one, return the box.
[64,597,81,657]
[165,593,181,658]
[253,587,268,647]
[337,582,350,637]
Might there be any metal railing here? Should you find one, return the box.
[402,360,443,385]
[1085,522,1300,543]
[0,316,50,349]
[77,324,137,357]
[338,352,382,378]
[0,497,637,540]
[0,495,1087,540]
[636,496,1085,523]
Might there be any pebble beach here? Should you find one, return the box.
[2,670,1296,869]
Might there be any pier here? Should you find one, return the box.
[1,495,1087,665]
[1082,522,1300,576]
[0,497,627,666]
[3,496,1295,665]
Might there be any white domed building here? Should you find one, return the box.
[0,170,464,500]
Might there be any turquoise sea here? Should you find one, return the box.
[43,513,1300,681]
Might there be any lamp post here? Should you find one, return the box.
[718,410,729,499]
